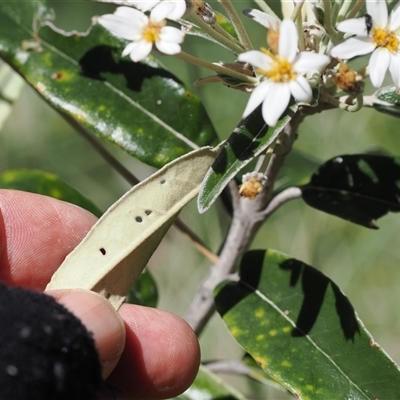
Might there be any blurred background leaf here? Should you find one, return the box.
[215,249,400,399]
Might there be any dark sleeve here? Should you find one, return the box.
[0,282,102,400]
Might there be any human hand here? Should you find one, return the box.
[0,189,200,399]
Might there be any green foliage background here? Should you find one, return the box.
[1,1,400,398]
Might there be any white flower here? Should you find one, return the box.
[331,0,400,88]
[128,0,186,21]
[238,19,330,126]
[98,6,185,62]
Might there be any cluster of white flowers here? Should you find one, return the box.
[98,0,400,127]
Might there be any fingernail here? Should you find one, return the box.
[47,289,126,379]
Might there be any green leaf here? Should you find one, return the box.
[126,269,158,308]
[198,104,298,213]
[242,353,287,391]
[174,364,246,400]
[301,154,400,228]
[0,0,218,168]
[0,169,102,217]
[214,249,400,399]
[371,86,400,118]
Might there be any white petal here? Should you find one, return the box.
[262,83,291,126]
[125,40,153,62]
[151,1,175,22]
[128,1,159,12]
[114,6,148,24]
[121,42,138,57]
[389,53,400,87]
[389,2,400,31]
[369,47,390,87]
[279,19,298,62]
[294,52,330,73]
[243,8,281,29]
[366,0,388,28]
[242,80,271,118]
[155,40,181,54]
[98,14,143,40]
[164,0,187,20]
[159,26,185,44]
[331,37,375,59]
[238,50,273,71]
[289,76,312,103]
[336,18,369,36]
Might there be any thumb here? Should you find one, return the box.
[47,289,126,379]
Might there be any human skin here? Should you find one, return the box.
[0,189,200,400]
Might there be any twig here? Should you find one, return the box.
[61,112,140,186]
[173,219,219,264]
[187,8,245,54]
[185,114,304,335]
[260,187,302,218]
[218,0,253,51]
[175,51,256,84]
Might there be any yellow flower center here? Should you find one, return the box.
[142,21,165,43]
[258,47,297,83]
[372,27,399,53]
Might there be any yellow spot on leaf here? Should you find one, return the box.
[50,189,62,199]
[230,327,242,337]
[269,329,278,337]
[281,360,291,368]
[255,356,269,368]
[256,334,265,341]
[254,308,265,318]
[282,326,291,333]
[306,384,314,392]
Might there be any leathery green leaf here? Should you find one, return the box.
[198,104,298,213]
[371,86,400,118]
[174,364,246,400]
[0,169,102,217]
[301,154,400,228]
[0,0,217,168]
[46,147,218,310]
[215,249,400,399]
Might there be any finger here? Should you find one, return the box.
[0,190,97,290]
[47,289,126,380]
[106,304,201,400]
